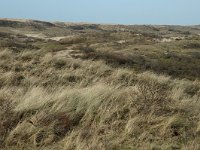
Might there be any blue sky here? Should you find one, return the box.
[0,0,199,25]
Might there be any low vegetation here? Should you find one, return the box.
[0,19,200,150]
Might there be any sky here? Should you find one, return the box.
[0,0,200,25]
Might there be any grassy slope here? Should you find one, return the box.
[0,19,200,150]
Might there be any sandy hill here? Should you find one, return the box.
[0,18,200,150]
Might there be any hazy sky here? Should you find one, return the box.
[0,0,199,25]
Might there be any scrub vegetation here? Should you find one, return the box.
[0,19,200,150]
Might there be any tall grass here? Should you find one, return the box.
[0,22,200,150]
[1,65,200,149]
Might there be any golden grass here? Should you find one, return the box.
[1,62,200,149]
[0,22,200,150]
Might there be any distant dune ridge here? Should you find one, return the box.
[0,18,200,150]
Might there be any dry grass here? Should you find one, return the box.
[1,64,200,149]
[0,20,200,150]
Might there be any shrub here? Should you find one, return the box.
[53,59,66,69]
[183,41,200,49]
[79,46,95,53]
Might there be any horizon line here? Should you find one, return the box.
[1,17,200,27]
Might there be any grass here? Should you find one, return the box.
[0,19,200,150]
